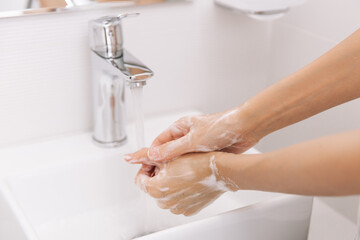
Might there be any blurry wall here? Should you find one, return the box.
[0,0,271,146]
[257,1,360,239]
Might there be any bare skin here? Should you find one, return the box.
[130,130,360,215]
[126,29,360,163]
[134,151,230,216]
[216,129,360,196]
[125,28,360,216]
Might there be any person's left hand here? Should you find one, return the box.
[131,149,236,216]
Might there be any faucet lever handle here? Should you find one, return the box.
[89,13,139,59]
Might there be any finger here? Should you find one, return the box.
[170,206,184,215]
[150,118,191,149]
[141,164,154,172]
[156,183,205,207]
[174,189,212,210]
[183,192,222,216]
[124,148,148,164]
[156,200,168,209]
[168,191,219,216]
[148,135,192,162]
[182,200,206,217]
[125,148,160,166]
[136,166,168,198]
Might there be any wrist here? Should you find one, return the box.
[213,151,268,192]
[235,101,273,141]
[212,152,241,192]
[218,106,262,146]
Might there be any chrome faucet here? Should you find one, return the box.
[89,13,153,147]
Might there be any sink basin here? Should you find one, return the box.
[0,110,313,240]
[137,195,313,240]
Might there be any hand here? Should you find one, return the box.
[125,107,259,163]
[133,150,236,216]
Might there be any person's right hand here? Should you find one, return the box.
[125,107,260,163]
[134,150,237,216]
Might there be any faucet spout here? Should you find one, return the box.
[107,49,153,88]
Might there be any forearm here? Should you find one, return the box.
[217,129,360,196]
[237,29,360,139]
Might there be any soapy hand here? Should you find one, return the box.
[125,107,259,163]
[132,150,236,216]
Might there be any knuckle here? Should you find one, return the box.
[149,183,169,199]
[183,211,195,217]
[159,196,178,208]
[170,207,183,215]
[148,186,166,199]
[178,116,192,125]
[171,125,186,136]
[149,189,162,199]
[184,206,202,217]
[158,181,168,191]
[177,116,188,122]
[156,200,170,209]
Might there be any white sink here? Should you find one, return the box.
[0,110,313,240]
[137,195,313,240]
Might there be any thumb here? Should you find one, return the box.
[147,135,191,162]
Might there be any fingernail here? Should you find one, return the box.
[129,159,140,164]
[124,154,132,162]
[148,148,160,160]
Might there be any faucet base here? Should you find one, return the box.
[92,136,127,148]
